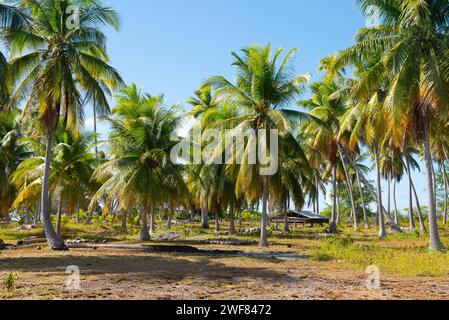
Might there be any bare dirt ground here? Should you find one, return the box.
[1,246,448,300]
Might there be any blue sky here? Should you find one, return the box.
[87,0,429,213]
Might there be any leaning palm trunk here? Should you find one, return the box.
[342,147,401,233]
[339,147,358,230]
[259,177,270,247]
[42,131,65,250]
[406,157,416,230]
[329,164,338,234]
[356,170,369,229]
[375,146,387,239]
[423,126,443,251]
[139,206,151,242]
[410,180,427,233]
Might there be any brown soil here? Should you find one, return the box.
[1,246,448,300]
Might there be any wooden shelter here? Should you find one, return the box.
[271,210,330,228]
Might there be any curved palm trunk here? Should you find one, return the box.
[410,180,427,233]
[423,126,443,251]
[375,146,387,239]
[259,177,270,247]
[329,164,338,234]
[339,148,358,230]
[406,157,416,230]
[42,131,65,250]
[356,170,369,229]
[139,206,151,242]
[342,147,401,233]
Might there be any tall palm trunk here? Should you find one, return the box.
[42,130,65,250]
[315,175,320,214]
[411,180,427,233]
[356,170,369,229]
[387,175,391,215]
[423,125,443,251]
[259,176,270,247]
[444,167,448,225]
[93,100,98,157]
[56,197,63,237]
[139,206,150,241]
[215,212,220,232]
[393,179,399,225]
[339,147,358,230]
[283,199,290,232]
[336,183,341,225]
[375,146,387,239]
[329,164,338,234]
[406,156,416,230]
[34,200,41,226]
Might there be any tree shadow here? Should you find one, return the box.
[0,252,293,283]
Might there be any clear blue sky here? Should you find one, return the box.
[87,0,429,213]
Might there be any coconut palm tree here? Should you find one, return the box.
[12,129,97,236]
[91,84,186,242]
[5,0,124,250]
[300,80,348,233]
[205,44,310,247]
[0,109,30,219]
[336,0,448,250]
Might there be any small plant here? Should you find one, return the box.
[3,272,19,295]
[310,252,333,262]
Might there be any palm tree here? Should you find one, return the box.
[336,0,448,250]
[205,44,310,247]
[91,84,186,242]
[0,1,30,104]
[300,80,347,233]
[0,109,30,220]
[5,0,123,250]
[13,129,97,236]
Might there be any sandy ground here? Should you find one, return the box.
[1,246,448,300]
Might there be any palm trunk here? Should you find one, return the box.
[336,183,341,225]
[423,125,443,251]
[356,170,369,229]
[121,209,128,234]
[342,146,401,232]
[375,146,387,239]
[189,208,195,222]
[339,146,357,229]
[259,176,270,247]
[229,202,236,235]
[393,179,399,225]
[214,212,220,232]
[150,205,156,233]
[406,156,416,230]
[34,200,41,226]
[387,175,391,215]
[316,176,320,213]
[93,100,98,157]
[201,204,209,229]
[41,130,65,250]
[329,164,338,234]
[411,179,427,233]
[56,198,63,237]
[284,199,290,232]
[139,206,151,242]
[444,167,448,225]
[84,204,95,225]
